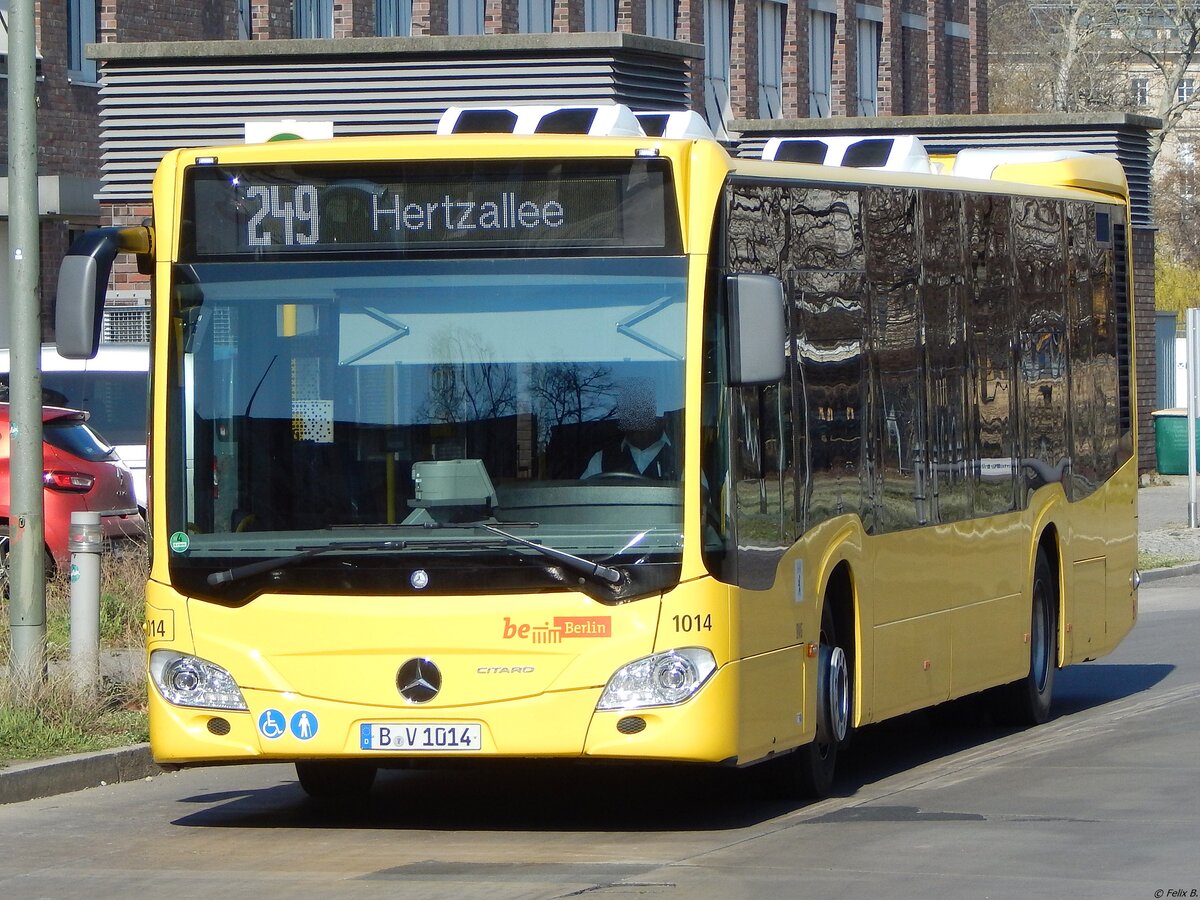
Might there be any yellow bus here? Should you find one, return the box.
[56,107,1138,799]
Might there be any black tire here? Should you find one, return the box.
[0,524,10,599]
[992,548,1057,726]
[0,524,55,598]
[295,760,378,801]
[793,600,852,798]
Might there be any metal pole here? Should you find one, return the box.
[1188,309,1199,529]
[68,512,103,698]
[5,0,48,684]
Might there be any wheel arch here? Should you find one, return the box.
[820,559,859,726]
[1035,523,1064,668]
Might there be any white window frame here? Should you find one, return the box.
[377,0,413,35]
[809,8,835,117]
[1177,78,1196,104]
[295,0,333,37]
[856,18,880,115]
[1131,77,1150,108]
[647,0,675,38]
[67,0,98,83]
[758,0,786,118]
[449,0,485,34]
[704,0,732,136]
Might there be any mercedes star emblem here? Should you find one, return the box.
[397,657,442,703]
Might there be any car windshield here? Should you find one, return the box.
[167,255,688,600]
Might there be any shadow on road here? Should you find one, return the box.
[168,661,1172,833]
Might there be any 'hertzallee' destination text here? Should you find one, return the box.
[372,192,567,233]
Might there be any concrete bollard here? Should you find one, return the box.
[68,511,103,698]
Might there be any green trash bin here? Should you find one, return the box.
[1152,409,1200,474]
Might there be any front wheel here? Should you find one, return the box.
[295,760,378,802]
[992,548,1057,726]
[792,601,852,798]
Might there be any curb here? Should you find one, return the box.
[1141,561,1200,583]
[0,743,161,805]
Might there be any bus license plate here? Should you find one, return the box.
[359,723,482,751]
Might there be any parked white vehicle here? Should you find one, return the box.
[0,344,149,512]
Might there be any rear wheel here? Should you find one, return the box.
[0,525,9,598]
[793,600,852,797]
[295,761,378,801]
[992,548,1057,726]
[0,524,55,597]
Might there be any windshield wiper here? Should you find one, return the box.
[206,539,407,586]
[205,524,623,590]
[468,522,623,587]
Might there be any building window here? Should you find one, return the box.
[1131,77,1149,107]
[758,0,786,118]
[67,0,99,83]
[377,0,413,35]
[704,0,732,134]
[295,0,333,37]
[646,0,675,38]
[1177,78,1195,104]
[449,0,484,33]
[809,9,836,117]
[856,18,881,115]
[237,0,251,38]
[519,0,552,32]
[585,0,616,31]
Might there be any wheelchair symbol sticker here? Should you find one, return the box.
[258,709,286,740]
[290,710,318,741]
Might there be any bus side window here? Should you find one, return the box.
[965,193,1018,517]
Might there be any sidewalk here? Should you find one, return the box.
[4,483,1200,804]
[1137,477,1200,580]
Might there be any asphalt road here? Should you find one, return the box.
[0,574,1196,900]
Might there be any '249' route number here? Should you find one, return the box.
[672,614,712,633]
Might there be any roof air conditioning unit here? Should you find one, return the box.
[762,135,933,173]
[437,105,645,137]
[632,110,715,140]
[951,149,1092,180]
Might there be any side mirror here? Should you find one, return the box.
[726,274,786,386]
[55,226,153,359]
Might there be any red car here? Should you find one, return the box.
[0,404,145,575]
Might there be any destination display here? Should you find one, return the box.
[182,159,680,258]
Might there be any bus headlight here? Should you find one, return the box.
[150,649,248,711]
[597,648,717,710]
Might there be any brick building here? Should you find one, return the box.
[2,0,986,349]
[3,0,1165,470]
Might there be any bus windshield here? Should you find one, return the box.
[166,254,688,601]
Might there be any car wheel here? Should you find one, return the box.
[0,523,59,595]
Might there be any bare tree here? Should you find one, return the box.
[989,0,1132,114]
[424,328,517,424]
[529,363,616,433]
[1111,0,1200,164]
[1153,156,1200,261]
[989,0,1200,165]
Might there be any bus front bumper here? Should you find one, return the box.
[148,663,742,767]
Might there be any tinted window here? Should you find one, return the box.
[43,419,117,462]
[37,372,148,446]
